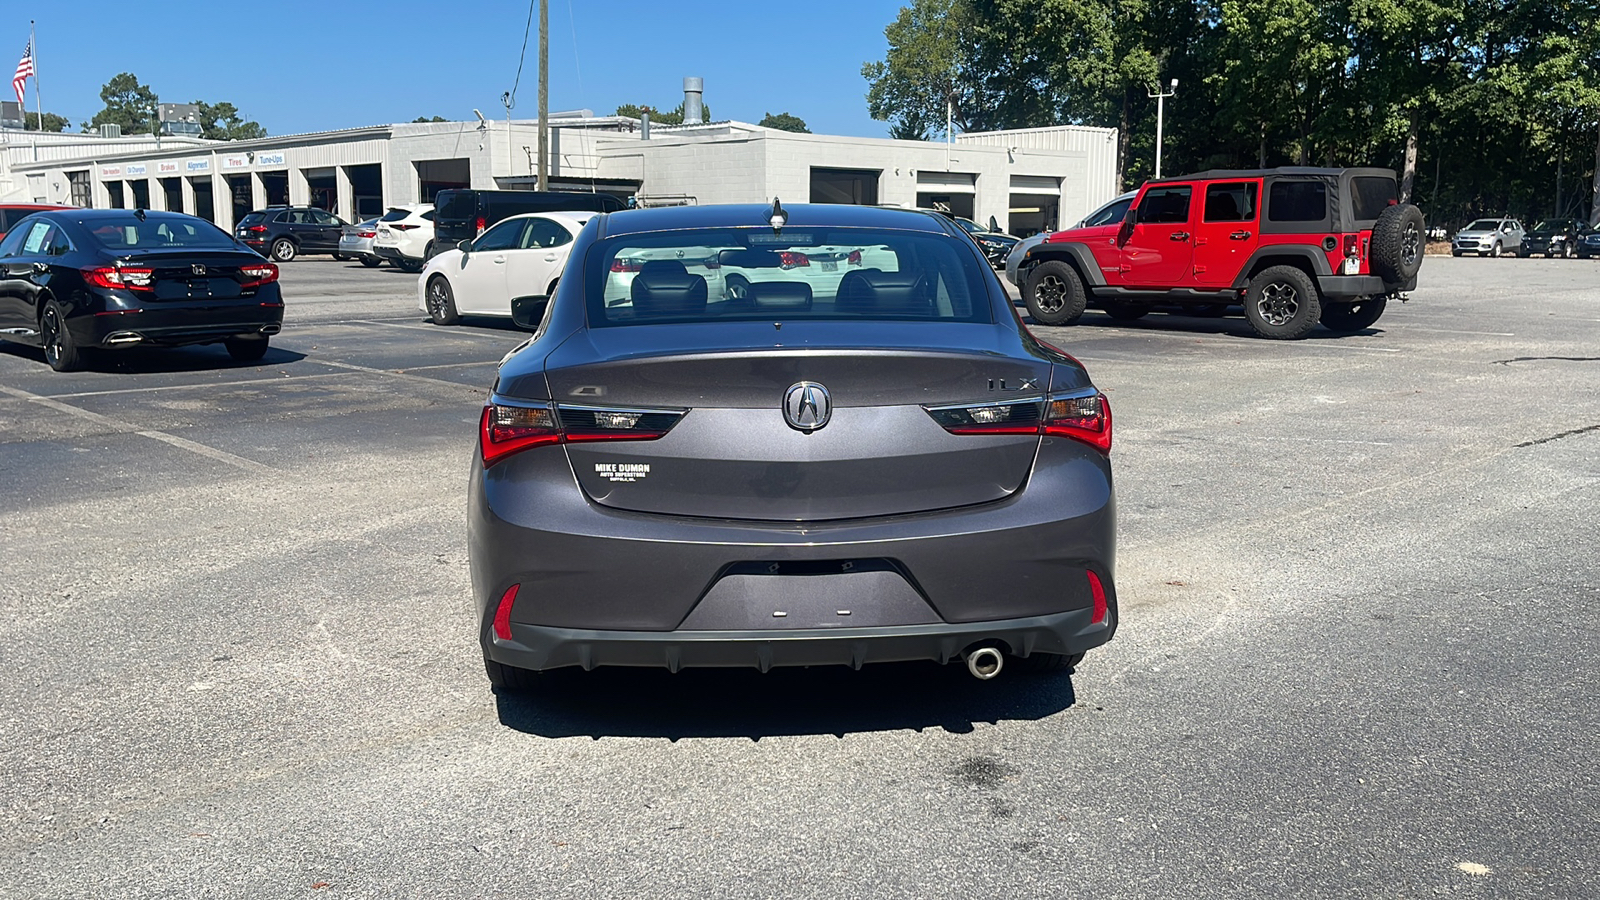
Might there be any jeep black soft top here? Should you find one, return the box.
[1146,167,1400,235]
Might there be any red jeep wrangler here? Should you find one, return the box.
[1018,167,1425,339]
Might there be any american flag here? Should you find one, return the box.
[13,38,33,106]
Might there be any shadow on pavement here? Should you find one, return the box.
[1024,307,1385,341]
[492,661,1077,740]
[0,342,308,373]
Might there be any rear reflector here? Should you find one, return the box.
[924,392,1112,452]
[1087,570,1107,624]
[492,584,520,640]
[480,401,685,466]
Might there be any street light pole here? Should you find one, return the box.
[1148,78,1178,178]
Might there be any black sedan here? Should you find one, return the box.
[0,209,283,371]
[471,202,1117,691]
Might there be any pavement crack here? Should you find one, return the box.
[1516,424,1600,448]
[1491,356,1600,366]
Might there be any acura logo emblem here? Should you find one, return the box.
[784,381,831,432]
[191,264,206,276]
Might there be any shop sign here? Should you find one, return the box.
[158,162,179,174]
[125,163,147,175]
[186,159,210,173]
[100,166,122,177]
[222,155,248,169]
[256,152,286,166]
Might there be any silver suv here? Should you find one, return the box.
[1452,218,1524,257]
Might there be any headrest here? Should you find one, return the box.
[748,280,812,310]
[631,259,706,317]
[836,269,931,315]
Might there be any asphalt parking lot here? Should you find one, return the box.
[2,255,1597,898]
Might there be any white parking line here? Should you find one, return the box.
[313,358,494,390]
[1402,327,1516,337]
[0,384,274,474]
[43,372,351,400]
[351,319,525,341]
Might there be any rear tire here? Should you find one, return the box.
[1011,651,1086,674]
[1023,260,1088,326]
[333,252,348,262]
[360,255,382,268]
[1243,265,1321,340]
[485,657,541,693]
[1369,203,1425,283]
[398,256,424,274]
[1319,296,1387,332]
[224,336,270,362]
[271,238,297,262]
[1103,302,1150,321]
[426,276,461,325]
[41,300,83,372]
[1489,242,1502,258]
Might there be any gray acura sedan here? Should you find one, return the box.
[470,202,1117,690]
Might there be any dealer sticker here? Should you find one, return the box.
[595,462,650,483]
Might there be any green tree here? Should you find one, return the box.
[413,115,449,123]
[84,72,158,134]
[758,112,811,132]
[862,0,971,140]
[24,111,68,132]
[194,100,266,140]
[614,102,710,126]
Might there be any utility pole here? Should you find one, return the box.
[1148,78,1177,179]
[537,0,549,192]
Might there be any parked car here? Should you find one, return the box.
[430,190,626,260]
[1579,230,1600,259]
[1451,218,1523,257]
[371,204,435,273]
[1006,192,1136,288]
[235,206,349,261]
[1519,219,1590,258]
[471,201,1117,690]
[1016,167,1423,339]
[338,217,382,267]
[0,209,282,371]
[0,203,71,241]
[419,211,597,324]
[952,216,1019,267]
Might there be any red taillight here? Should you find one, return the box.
[1087,570,1107,624]
[847,250,862,266]
[924,392,1112,453]
[1343,234,1358,257]
[475,216,486,234]
[778,251,810,268]
[238,263,279,288]
[358,230,376,238]
[610,258,643,273]
[479,402,683,466]
[246,225,268,233]
[82,266,155,291]
[492,584,519,641]
[391,223,419,231]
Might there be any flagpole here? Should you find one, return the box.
[29,21,40,161]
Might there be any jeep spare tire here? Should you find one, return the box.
[1370,203,1425,284]
[1024,260,1088,326]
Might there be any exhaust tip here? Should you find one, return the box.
[964,646,1004,680]
[259,323,281,335]
[103,331,143,346]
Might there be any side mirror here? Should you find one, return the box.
[457,239,474,254]
[987,215,1001,234]
[510,296,547,331]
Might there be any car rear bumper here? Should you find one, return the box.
[70,298,284,348]
[374,245,419,262]
[1318,274,1415,297]
[472,437,1117,671]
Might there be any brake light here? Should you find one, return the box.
[778,251,810,268]
[924,392,1112,453]
[246,225,268,233]
[479,402,685,466]
[1343,234,1358,257]
[847,250,863,266]
[82,266,155,291]
[610,258,643,273]
[476,216,486,234]
[491,584,519,641]
[238,263,279,288]
[358,230,376,239]
[391,223,418,231]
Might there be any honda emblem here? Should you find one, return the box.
[191,264,206,276]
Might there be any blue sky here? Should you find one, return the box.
[20,0,910,137]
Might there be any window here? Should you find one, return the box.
[272,210,293,223]
[1203,183,1258,222]
[521,218,572,249]
[238,212,267,227]
[311,209,340,226]
[421,210,436,221]
[83,214,237,250]
[587,227,991,327]
[68,171,92,208]
[1349,177,1397,220]
[22,221,54,255]
[1136,186,1192,224]
[473,218,523,251]
[1267,181,1327,222]
[1083,197,1132,227]
[0,220,31,256]
[380,207,414,222]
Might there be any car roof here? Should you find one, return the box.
[0,203,72,210]
[56,208,203,221]
[600,203,954,237]
[1147,166,1396,184]
[498,210,599,227]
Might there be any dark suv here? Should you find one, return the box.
[430,190,626,259]
[1015,167,1425,339]
[235,206,349,262]
[1520,219,1591,258]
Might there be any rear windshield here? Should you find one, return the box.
[84,216,238,250]
[435,191,475,222]
[586,227,993,327]
[380,208,414,222]
[1350,176,1398,220]
[237,212,266,227]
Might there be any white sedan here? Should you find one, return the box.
[417,211,597,325]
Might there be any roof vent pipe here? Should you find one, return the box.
[682,77,704,125]
[640,110,650,140]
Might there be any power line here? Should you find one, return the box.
[508,0,536,109]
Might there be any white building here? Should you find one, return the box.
[2,106,1116,237]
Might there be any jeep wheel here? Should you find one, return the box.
[1243,265,1321,340]
[1104,302,1150,321]
[1370,203,1425,283]
[1319,297,1387,332]
[1024,261,1088,326]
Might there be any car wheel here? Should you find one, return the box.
[724,273,752,301]
[1103,302,1150,321]
[1566,244,1577,259]
[1010,651,1086,673]
[360,255,382,268]
[40,299,83,372]
[484,657,541,692]
[1243,265,1322,340]
[426,276,461,325]
[1318,296,1387,332]
[271,238,297,262]
[1369,203,1425,282]
[1451,249,1462,257]
[1023,260,1088,326]
[398,257,425,274]
[224,336,270,362]
[333,252,348,262]
[1489,242,1502,258]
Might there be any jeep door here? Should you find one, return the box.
[1191,180,1261,287]
[1119,183,1196,286]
